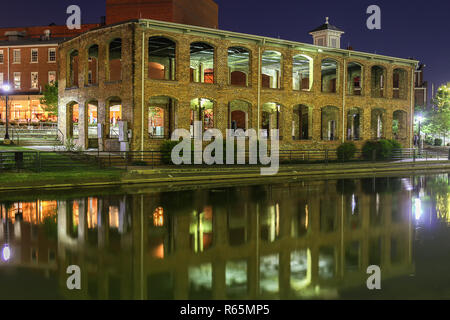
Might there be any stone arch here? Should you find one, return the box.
[371,108,387,139]
[293,54,313,91]
[190,42,215,83]
[148,36,176,81]
[261,51,282,89]
[293,104,312,140]
[371,65,386,98]
[347,62,363,95]
[347,107,362,140]
[148,95,178,139]
[228,46,250,87]
[108,38,122,81]
[321,106,339,141]
[321,58,338,93]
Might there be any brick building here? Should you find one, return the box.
[57,18,417,152]
[0,0,218,125]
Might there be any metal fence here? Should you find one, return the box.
[0,148,448,172]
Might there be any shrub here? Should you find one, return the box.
[362,139,402,161]
[337,142,357,162]
[434,138,443,147]
[425,136,434,145]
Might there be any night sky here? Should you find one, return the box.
[0,0,448,97]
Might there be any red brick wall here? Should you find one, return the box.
[173,0,218,28]
[0,46,58,92]
[106,0,218,28]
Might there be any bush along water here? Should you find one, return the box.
[337,142,357,162]
[362,139,402,161]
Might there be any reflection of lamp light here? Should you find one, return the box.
[2,245,11,262]
[414,198,422,221]
[153,207,164,227]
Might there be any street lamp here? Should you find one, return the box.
[2,84,11,141]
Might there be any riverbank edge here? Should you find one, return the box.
[0,161,450,192]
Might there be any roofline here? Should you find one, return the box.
[0,42,62,48]
[62,18,419,67]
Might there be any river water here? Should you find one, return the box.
[1,173,450,300]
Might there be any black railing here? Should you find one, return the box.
[0,148,448,172]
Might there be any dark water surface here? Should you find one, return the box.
[1,173,450,300]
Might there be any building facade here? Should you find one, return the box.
[58,19,417,151]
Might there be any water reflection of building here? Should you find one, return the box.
[53,179,414,300]
[0,200,58,270]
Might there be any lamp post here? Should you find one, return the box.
[2,84,11,141]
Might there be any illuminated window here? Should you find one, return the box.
[48,71,56,84]
[153,207,164,227]
[14,72,21,89]
[31,72,38,89]
[0,50,4,63]
[0,73,3,86]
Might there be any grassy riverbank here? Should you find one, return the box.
[1,160,450,192]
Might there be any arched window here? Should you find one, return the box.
[148,37,176,80]
[293,105,311,140]
[66,101,79,138]
[228,47,250,86]
[393,110,407,141]
[190,42,215,83]
[321,106,339,141]
[68,50,79,87]
[190,98,214,137]
[371,66,386,98]
[371,108,386,139]
[87,45,99,85]
[347,62,362,95]
[261,102,282,138]
[106,97,122,139]
[262,51,282,89]
[86,100,98,139]
[108,38,122,81]
[347,107,362,140]
[393,68,407,99]
[293,55,313,91]
[149,96,177,139]
[321,59,338,93]
[229,100,251,134]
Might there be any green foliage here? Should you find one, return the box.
[40,81,59,115]
[362,139,402,161]
[337,142,357,162]
[160,140,181,164]
[434,138,443,146]
[425,136,434,145]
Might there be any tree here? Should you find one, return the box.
[40,81,59,115]
[420,83,450,142]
